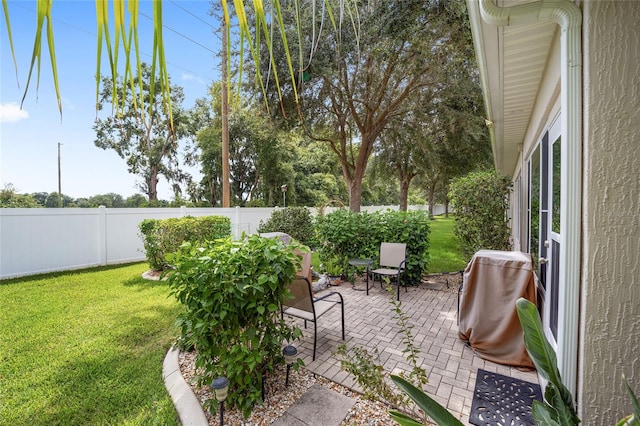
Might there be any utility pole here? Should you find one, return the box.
[58,142,62,208]
[221,15,230,207]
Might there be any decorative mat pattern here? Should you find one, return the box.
[469,368,542,426]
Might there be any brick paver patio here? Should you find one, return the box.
[284,278,539,425]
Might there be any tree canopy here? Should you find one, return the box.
[93,63,190,201]
[251,0,483,212]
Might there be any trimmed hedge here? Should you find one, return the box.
[138,216,231,270]
[316,210,430,285]
[257,207,316,247]
[448,170,512,258]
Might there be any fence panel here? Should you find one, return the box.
[0,205,441,279]
[1,209,102,277]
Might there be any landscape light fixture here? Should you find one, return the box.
[210,376,230,425]
[282,345,298,386]
[281,184,287,207]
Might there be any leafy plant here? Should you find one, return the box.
[166,235,303,417]
[379,210,431,286]
[334,344,405,407]
[448,170,512,258]
[518,301,638,425]
[616,378,640,426]
[138,215,231,270]
[389,375,464,426]
[257,206,316,247]
[516,298,580,425]
[335,288,430,421]
[316,209,380,271]
[316,210,430,285]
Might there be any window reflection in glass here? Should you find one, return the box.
[529,146,540,265]
[552,138,561,234]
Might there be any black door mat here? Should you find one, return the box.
[469,368,543,426]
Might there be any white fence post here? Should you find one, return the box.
[99,205,107,266]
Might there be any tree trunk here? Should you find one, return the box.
[445,198,450,217]
[427,182,437,217]
[148,165,159,201]
[348,178,363,212]
[399,176,412,212]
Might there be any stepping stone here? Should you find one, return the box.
[272,384,356,426]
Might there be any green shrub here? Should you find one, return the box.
[257,207,316,247]
[138,215,231,270]
[378,210,431,285]
[316,210,430,285]
[315,210,380,273]
[166,236,303,417]
[448,170,512,259]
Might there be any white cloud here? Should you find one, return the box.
[62,97,76,111]
[0,102,29,123]
[181,73,205,85]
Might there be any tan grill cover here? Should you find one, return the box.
[458,250,536,369]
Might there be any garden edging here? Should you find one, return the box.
[162,345,208,426]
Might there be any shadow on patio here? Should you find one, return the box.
[284,277,539,425]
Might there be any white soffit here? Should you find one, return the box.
[469,0,557,175]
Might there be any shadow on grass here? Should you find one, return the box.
[0,262,147,287]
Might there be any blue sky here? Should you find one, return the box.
[1,0,221,200]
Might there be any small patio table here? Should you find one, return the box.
[348,258,373,295]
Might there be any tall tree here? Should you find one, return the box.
[93,63,190,201]
[253,0,461,212]
[374,0,492,213]
[191,84,295,206]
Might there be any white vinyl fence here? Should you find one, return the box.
[0,204,444,279]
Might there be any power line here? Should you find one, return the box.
[169,0,217,31]
[139,11,217,55]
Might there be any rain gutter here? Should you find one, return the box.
[476,0,582,401]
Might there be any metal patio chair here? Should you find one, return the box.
[371,242,407,301]
[281,276,345,361]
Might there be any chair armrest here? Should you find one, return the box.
[314,291,344,304]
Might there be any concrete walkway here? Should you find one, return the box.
[163,279,539,425]
[271,385,355,426]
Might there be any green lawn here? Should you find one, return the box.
[427,214,468,274]
[0,263,182,425]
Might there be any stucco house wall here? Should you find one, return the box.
[579,1,640,421]
[467,0,640,422]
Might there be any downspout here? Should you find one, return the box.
[478,0,582,403]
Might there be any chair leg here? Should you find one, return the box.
[313,321,317,361]
[341,303,345,340]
